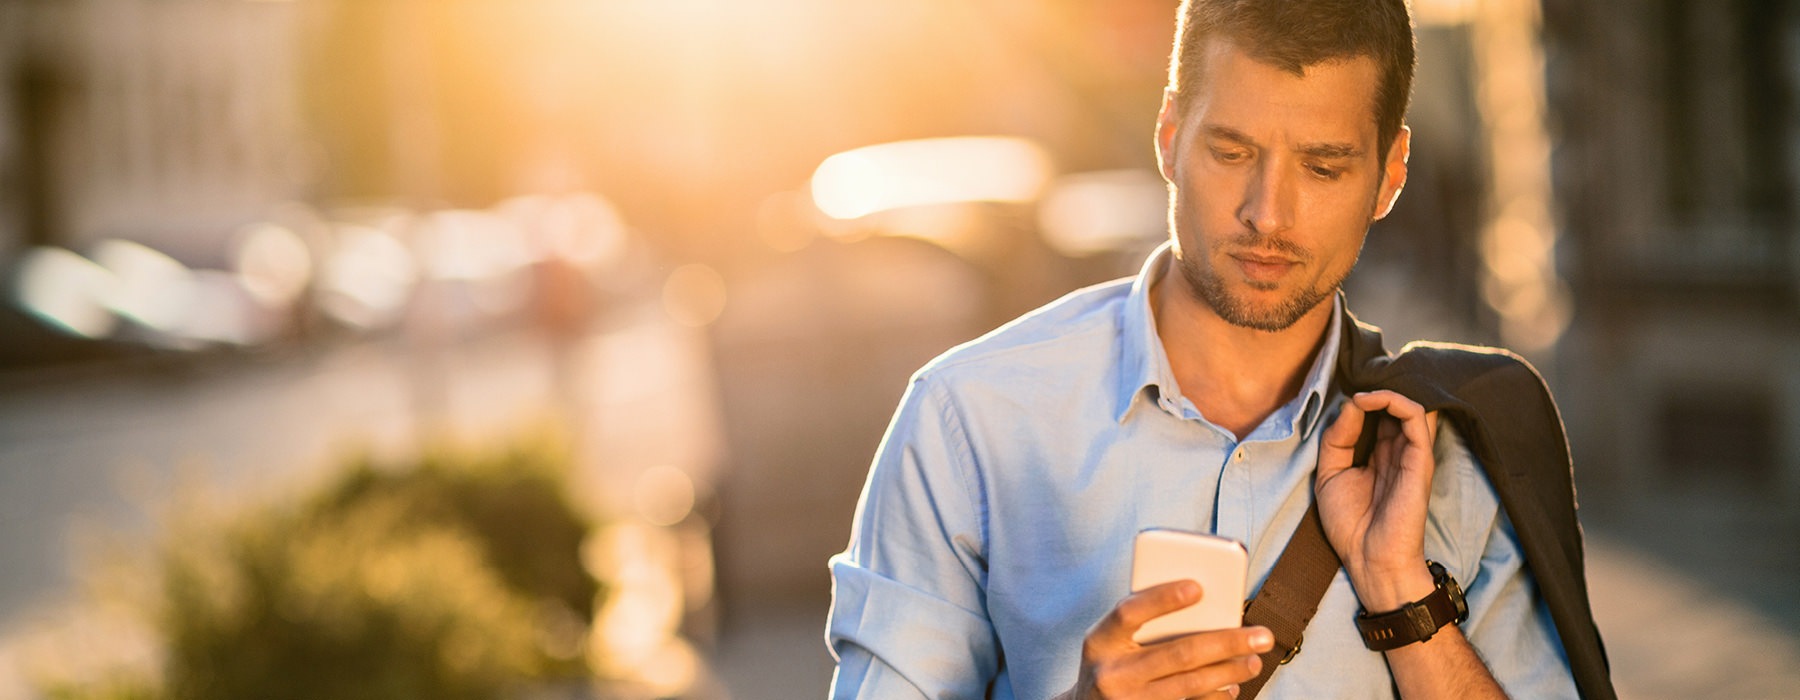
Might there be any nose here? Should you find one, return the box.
[1237,160,1295,235]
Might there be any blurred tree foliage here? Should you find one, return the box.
[38,439,604,700]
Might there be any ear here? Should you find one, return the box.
[1155,89,1182,184]
[1373,125,1410,221]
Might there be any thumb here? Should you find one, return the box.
[1316,400,1366,484]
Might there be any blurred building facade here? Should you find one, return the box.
[1542,0,1800,498]
[0,0,307,266]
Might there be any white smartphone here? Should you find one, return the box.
[1130,528,1249,644]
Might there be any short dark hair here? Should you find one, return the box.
[1167,0,1416,158]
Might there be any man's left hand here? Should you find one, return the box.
[1314,390,1440,610]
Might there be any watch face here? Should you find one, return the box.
[1428,560,1470,623]
[1445,574,1469,622]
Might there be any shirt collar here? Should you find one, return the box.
[1294,297,1343,439]
[1114,242,1344,440]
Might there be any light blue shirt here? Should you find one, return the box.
[827,245,1577,699]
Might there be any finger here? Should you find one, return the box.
[1352,391,1434,450]
[1121,626,1274,681]
[1322,399,1366,450]
[1092,580,1203,649]
[1140,653,1262,700]
[1350,390,1425,420]
[1316,402,1367,486]
[1375,414,1400,468]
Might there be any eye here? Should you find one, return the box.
[1210,148,1248,164]
[1306,163,1342,181]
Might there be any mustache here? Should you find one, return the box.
[1222,230,1311,262]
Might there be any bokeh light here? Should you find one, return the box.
[12,247,121,339]
[661,264,727,328]
[317,224,418,330]
[91,239,197,334]
[178,270,277,346]
[811,137,1054,221]
[1038,169,1168,257]
[414,210,529,282]
[234,222,315,309]
[632,465,696,528]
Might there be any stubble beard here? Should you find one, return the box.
[1175,233,1351,332]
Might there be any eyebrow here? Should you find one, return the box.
[1202,124,1364,159]
[1300,142,1364,159]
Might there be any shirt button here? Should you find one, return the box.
[1234,448,1246,461]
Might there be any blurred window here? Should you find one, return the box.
[1655,0,1792,271]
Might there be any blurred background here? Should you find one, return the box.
[0,0,1795,698]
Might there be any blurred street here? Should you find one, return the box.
[2,305,1797,699]
[3,0,1799,698]
[0,302,732,697]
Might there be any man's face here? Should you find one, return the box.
[1155,39,1409,332]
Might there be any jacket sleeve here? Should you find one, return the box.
[827,375,1000,699]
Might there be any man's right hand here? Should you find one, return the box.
[1057,580,1274,700]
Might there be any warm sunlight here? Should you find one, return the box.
[3,2,1788,698]
[810,137,1053,220]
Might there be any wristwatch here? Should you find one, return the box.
[1354,560,1469,651]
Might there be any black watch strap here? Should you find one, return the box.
[1354,561,1469,651]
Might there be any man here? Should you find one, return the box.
[827,1,1583,698]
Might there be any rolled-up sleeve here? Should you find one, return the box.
[1438,424,1579,700]
[827,375,999,699]
[1458,508,1581,699]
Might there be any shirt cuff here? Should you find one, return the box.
[828,557,1000,699]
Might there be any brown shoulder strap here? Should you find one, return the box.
[1236,415,1378,700]
[1237,500,1340,700]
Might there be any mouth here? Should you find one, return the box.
[1230,251,1300,283]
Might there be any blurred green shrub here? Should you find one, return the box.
[315,444,602,625]
[37,439,604,700]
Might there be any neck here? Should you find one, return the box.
[1151,259,1334,441]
